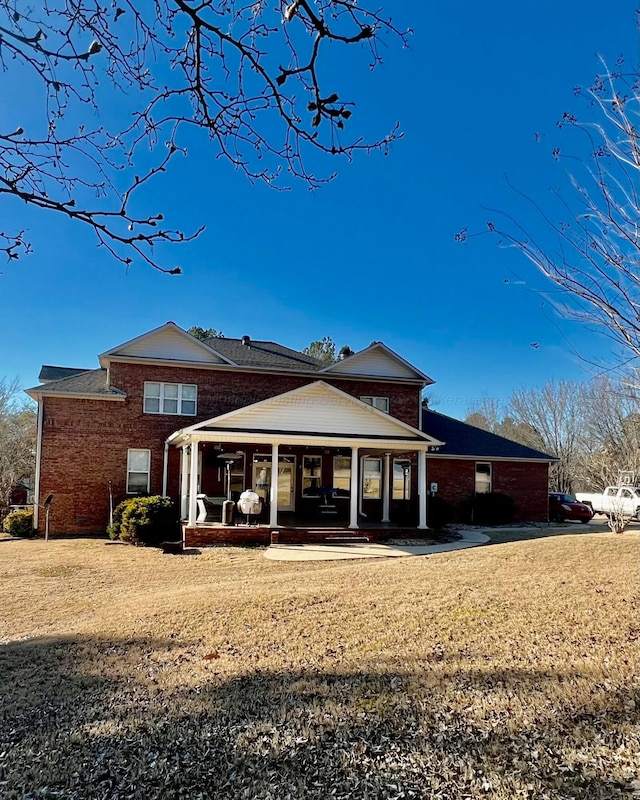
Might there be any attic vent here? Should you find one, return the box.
[241,335,251,347]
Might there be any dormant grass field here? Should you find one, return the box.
[0,531,638,799]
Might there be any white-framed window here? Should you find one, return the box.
[333,456,351,496]
[393,459,412,500]
[302,456,322,496]
[362,457,382,499]
[127,449,150,494]
[144,382,197,415]
[360,396,390,413]
[475,462,492,494]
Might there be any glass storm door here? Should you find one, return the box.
[253,460,272,503]
[277,459,295,511]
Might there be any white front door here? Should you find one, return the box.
[277,458,295,512]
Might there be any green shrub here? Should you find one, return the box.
[427,496,454,531]
[119,496,178,546]
[107,497,138,540]
[462,492,515,526]
[3,508,34,537]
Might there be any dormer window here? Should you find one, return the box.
[360,396,389,413]
[144,382,197,415]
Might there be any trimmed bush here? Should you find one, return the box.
[119,496,178,546]
[107,497,138,540]
[3,508,34,537]
[462,492,515,526]
[427,496,454,531]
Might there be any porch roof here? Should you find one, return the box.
[168,380,444,450]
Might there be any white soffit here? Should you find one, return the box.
[322,342,432,382]
[100,322,233,365]
[185,381,438,441]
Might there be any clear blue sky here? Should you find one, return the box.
[1,1,637,418]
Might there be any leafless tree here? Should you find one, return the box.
[465,398,546,453]
[458,57,640,377]
[0,1,407,272]
[468,375,640,496]
[576,376,640,491]
[467,381,586,493]
[0,378,36,519]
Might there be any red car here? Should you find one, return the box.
[549,493,594,524]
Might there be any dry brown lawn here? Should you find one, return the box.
[0,532,638,799]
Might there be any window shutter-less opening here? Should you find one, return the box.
[127,449,151,494]
[475,462,492,494]
[360,396,390,413]
[143,382,197,415]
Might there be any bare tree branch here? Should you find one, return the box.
[458,57,640,375]
[0,0,408,272]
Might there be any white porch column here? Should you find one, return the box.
[269,443,279,527]
[417,449,428,529]
[180,445,189,520]
[349,446,359,529]
[188,441,199,526]
[382,452,391,523]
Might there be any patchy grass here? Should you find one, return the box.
[0,533,639,799]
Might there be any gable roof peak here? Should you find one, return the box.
[99,321,237,366]
[319,340,434,384]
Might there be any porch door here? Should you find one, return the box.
[252,459,272,503]
[277,458,295,511]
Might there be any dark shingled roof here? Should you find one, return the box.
[39,365,89,383]
[204,337,323,370]
[422,408,555,460]
[29,369,126,397]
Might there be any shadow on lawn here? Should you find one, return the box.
[0,635,638,799]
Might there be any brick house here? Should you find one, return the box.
[26,322,553,542]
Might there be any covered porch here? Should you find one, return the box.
[164,381,444,544]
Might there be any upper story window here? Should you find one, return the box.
[144,382,197,415]
[360,396,389,414]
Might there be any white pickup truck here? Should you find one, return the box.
[575,486,640,520]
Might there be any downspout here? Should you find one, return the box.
[162,438,170,496]
[33,395,44,531]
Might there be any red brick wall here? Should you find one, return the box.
[184,526,272,547]
[493,461,550,521]
[109,362,421,427]
[426,458,549,522]
[37,364,421,535]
